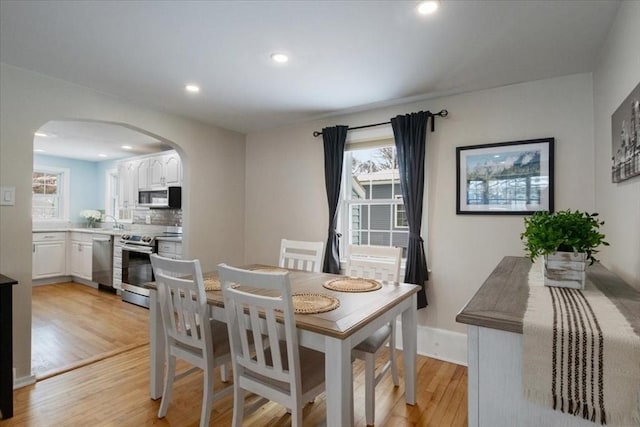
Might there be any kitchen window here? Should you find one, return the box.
[32,166,69,221]
[340,143,408,258]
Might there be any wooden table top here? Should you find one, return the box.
[147,265,420,340]
[456,256,640,335]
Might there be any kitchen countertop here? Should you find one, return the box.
[33,228,123,235]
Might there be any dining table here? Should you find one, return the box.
[146,265,420,427]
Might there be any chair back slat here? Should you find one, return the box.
[151,255,211,352]
[346,245,402,283]
[279,239,324,273]
[219,264,302,390]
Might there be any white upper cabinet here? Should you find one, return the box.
[135,150,182,190]
[118,159,137,220]
[163,152,181,187]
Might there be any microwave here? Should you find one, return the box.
[138,186,181,209]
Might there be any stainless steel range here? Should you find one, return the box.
[120,231,181,308]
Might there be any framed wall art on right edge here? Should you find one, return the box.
[456,138,554,215]
[611,81,640,183]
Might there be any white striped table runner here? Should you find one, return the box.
[523,263,640,425]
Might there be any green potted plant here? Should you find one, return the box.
[520,210,609,289]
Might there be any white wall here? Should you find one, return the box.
[0,63,246,382]
[245,73,595,337]
[593,0,640,290]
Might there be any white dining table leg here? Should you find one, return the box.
[402,294,417,405]
[149,288,165,399]
[325,336,353,427]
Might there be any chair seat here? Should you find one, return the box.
[246,341,325,395]
[179,319,231,360]
[354,324,392,354]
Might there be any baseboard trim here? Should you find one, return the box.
[14,373,36,389]
[394,322,468,367]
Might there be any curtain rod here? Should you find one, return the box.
[312,109,448,137]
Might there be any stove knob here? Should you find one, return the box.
[121,234,130,240]
[142,236,152,243]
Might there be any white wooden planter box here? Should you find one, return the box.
[543,251,586,289]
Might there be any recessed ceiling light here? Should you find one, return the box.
[121,145,133,150]
[270,53,289,64]
[417,0,439,15]
[34,149,45,153]
[98,154,108,158]
[185,84,200,93]
[34,132,48,137]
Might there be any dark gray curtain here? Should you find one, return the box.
[322,125,348,273]
[391,112,429,308]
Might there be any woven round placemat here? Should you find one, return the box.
[291,293,340,314]
[203,278,221,291]
[323,277,382,292]
[250,266,289,273]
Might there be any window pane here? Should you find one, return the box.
[369,231,390,246]
[33,170,62,220]
[343,145,410,256]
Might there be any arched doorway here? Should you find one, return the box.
[31,119,186,379]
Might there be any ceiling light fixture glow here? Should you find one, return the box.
[34,132,48,137]
[417,0,439,15]
[185,84,200,93]
[121,145,133,150]
[270,53,289,64]
[34,149,45,153]
[98,154,108,158]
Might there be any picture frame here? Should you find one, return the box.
[611,81,639,183]
[456,138,554,215]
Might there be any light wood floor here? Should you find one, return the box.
[31,282,149,379]
[14,282,468,426]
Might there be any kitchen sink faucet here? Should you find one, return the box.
[102,214,124,230]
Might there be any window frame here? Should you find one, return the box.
[32,165,70,222]
[340,141,408,261]
[394,195,409,229]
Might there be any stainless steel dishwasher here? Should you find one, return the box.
[92,235,114,293]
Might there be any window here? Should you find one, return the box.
[32,166,70,221]
[341,144,408,257]
[394,195,408,228]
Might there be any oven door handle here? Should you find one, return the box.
[121,244,154,254]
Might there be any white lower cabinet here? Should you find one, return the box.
[32,232,66,279]
[157,240,182,260]
[69,232,93,281]
[113,239,122,290]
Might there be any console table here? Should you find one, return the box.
[0,274,17,419]
[456,256,640,427]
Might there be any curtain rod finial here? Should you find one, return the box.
[313,131,322,137]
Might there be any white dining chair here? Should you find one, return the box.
[279,239,324,273]
[346,244,403,426]
[150,254,232,427]
[218,263,326,427]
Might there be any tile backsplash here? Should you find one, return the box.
[132,209,182,226]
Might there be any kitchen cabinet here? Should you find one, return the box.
[112,238,122,290]
[32,232,66,279]
[157,240,182,260]
[137,151,182,190]
[118,160,137,220]
[69,232,93,280]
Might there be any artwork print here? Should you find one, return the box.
[611,82,640,183]
[456,138,554,214]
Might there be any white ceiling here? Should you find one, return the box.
[34,121,173,161]
[0,0,620,135]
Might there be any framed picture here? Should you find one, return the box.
[456,138,554,215]
[611,81,640,183]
